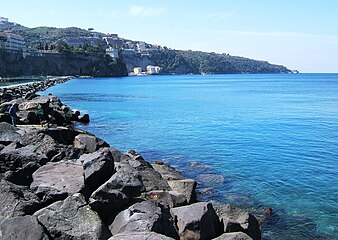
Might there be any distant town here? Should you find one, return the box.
[0,17,161,76]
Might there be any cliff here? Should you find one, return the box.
[0,50,128,78]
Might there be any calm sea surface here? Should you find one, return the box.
[40,74,338,239]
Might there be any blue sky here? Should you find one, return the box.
[1,0,338,72]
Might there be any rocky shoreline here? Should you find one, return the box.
[0,77,262,240]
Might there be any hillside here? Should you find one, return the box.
[0,20,292,75]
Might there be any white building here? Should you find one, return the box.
[0,32,26,51]
[136,41,146,52]
[146,65,161,74]
[106,47,119,60]
[133,67,143,75]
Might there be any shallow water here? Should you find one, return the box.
[40,74,338,239]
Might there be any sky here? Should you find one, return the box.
[1,0,338,73]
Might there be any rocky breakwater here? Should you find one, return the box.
[0,81,262,240]
[0,77,90,126]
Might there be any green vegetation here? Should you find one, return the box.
[148,50,290,74]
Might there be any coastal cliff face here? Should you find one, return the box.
[0,50,128,78]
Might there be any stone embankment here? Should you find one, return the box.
[0,77,262,240]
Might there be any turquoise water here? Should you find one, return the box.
[40,74,338,239]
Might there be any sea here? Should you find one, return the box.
[38,74,337,240]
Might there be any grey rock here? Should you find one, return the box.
[168,179,197,204]
[109,162,144,197]
[0,180,41,222]
[0,215,49,240]
[80,148,114,190]
[30,161,85,204]
[216,205,261,240]
[89,188,129,220]
[74,133,109,153]
[123,151,171,192]
[0,122,21,144]
[108,232,175,240]
[0,144,48,173]
[151,162,184,181]
[3,161,40,186]
[213,232,253,240]
[142,190,187,208]
[110,201,178,239]
[189,161,213,171]
[110,148,131,162]
[35,193,111,240]
[170,202,221,240]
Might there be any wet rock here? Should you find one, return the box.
[0,180,41,222]
[142,190,187,207]
[0,122,21,144]
[0,113,12,124]
[80,148,114,190]
[30,161,85,204]
[78,113,90,123]
[170,202,221,240]
[3,161,40,186]
[108,231,175,240]
[151,162,184,180]
[168,179,197,204]
[213,232,253,240]
[197,173,226,185]
[216,205,261,240]
[0,215,49,240]
[110,201,178,239]
[35,193,111,240]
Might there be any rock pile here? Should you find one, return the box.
[0,78,262,239]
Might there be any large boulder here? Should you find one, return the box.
[167,179,197,204]
[216,205,261,240]
[142,190,187,208]
[213,232,253,240]
[89,188,129,220]
[3,161,40,186]
[110,201,178,239]
[0,122,21,144]
[110,148,132,162]
[108,232,175,240]
[0,215,49,240]
[170,202,221,240]
[0,180,41,222]
[151,162,184,181]
[74,133,109,153]
[108,162,144,197]
[30,161,85,204]
[80,148,114,190]
[0,144,48,173]
[34,193,111,240]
